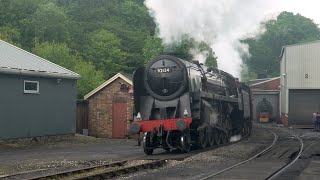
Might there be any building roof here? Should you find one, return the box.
[248,78,273,86]
[84,73,132,100]
[250,77,280,91]
[0,40,80,79]
[121,73,133,81]
[279,40,320,59]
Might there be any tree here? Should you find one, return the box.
[33,41,104,98]
[0,0,43,50]
[143,34,218,67]
[143,35,163,62]
[87,30,129,78]
[242,11,320,78]
[0,0,156,78]
[33,2,70,43]
[0,26,20,46]
[74,60,105,98]
[199,42,218,68]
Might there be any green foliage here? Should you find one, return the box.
[166,38,194,60]
[198,42,218,68]
[33,42,104,98]
[87,30,129,78]
[0,0,43,49]
[0,0,154,97]
[33,2,70,43]
[242,11,320,78]
[205,54,218,68]
[143,35,163,62]
[142,34,218,67]
[0,26,21,46]
[74,61,105,99]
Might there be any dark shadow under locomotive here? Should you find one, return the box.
[129,55,252,155]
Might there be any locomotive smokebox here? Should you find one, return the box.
[144,55,188,101]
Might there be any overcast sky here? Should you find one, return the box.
[273,1,320,23]
[144,0,320,77]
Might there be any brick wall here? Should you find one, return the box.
[87,78,133,138]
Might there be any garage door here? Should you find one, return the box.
[289,89,320,126]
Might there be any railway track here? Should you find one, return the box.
[4,132,252,180]
[198,129,304,180]
[3,135,247,179]
[28,159,166,180]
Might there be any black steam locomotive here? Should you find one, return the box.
[129,55,252,155]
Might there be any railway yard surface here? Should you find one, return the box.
[1,123,320,179]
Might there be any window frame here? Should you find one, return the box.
[24,80,40,94]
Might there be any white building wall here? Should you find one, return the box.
[280,40,320,118]
[286,41,320,89]
[280,50,287,114]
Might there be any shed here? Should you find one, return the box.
[0,40,80,139]
[249,77,280,122]
[280,40,320,127]
[84,73,133,138]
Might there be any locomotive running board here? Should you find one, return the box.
[193,92,239,102]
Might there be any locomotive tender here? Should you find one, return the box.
[129,55,252,155]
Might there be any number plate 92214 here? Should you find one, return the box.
[157,68,170,73]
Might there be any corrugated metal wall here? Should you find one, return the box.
[288,89,320,126]
[286,42,320,89]
[280,41,320,125]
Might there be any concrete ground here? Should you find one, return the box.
[120,124,320,180]
[1,123,320,180]
[0,135,142,178]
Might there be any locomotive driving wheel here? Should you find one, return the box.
[220,132,227,144]
[198,129,207,149]
[143,133,154,155]
[215,132,221,145]
[223,132,230,143]
[241,122,248,136]
[180,131,191,153]
[207,127,215,147]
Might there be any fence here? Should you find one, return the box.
[76,100,88,134]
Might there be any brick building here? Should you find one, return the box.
[84,73,133,138]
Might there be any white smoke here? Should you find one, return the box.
[144,0,320,78]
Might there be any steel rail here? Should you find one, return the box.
[29,160,128,180]
[266,132,304,180]
[11,131,252,180]
[78,159,166,179]
[199,130,278,180]
[29,159,166,180]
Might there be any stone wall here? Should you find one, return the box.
[88,78,133,138]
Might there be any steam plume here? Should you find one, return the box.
[144,0,320,78]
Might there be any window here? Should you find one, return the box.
[24,80,39,94]
[120,83,129,92]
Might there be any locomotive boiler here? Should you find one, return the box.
[129,55,252,155]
